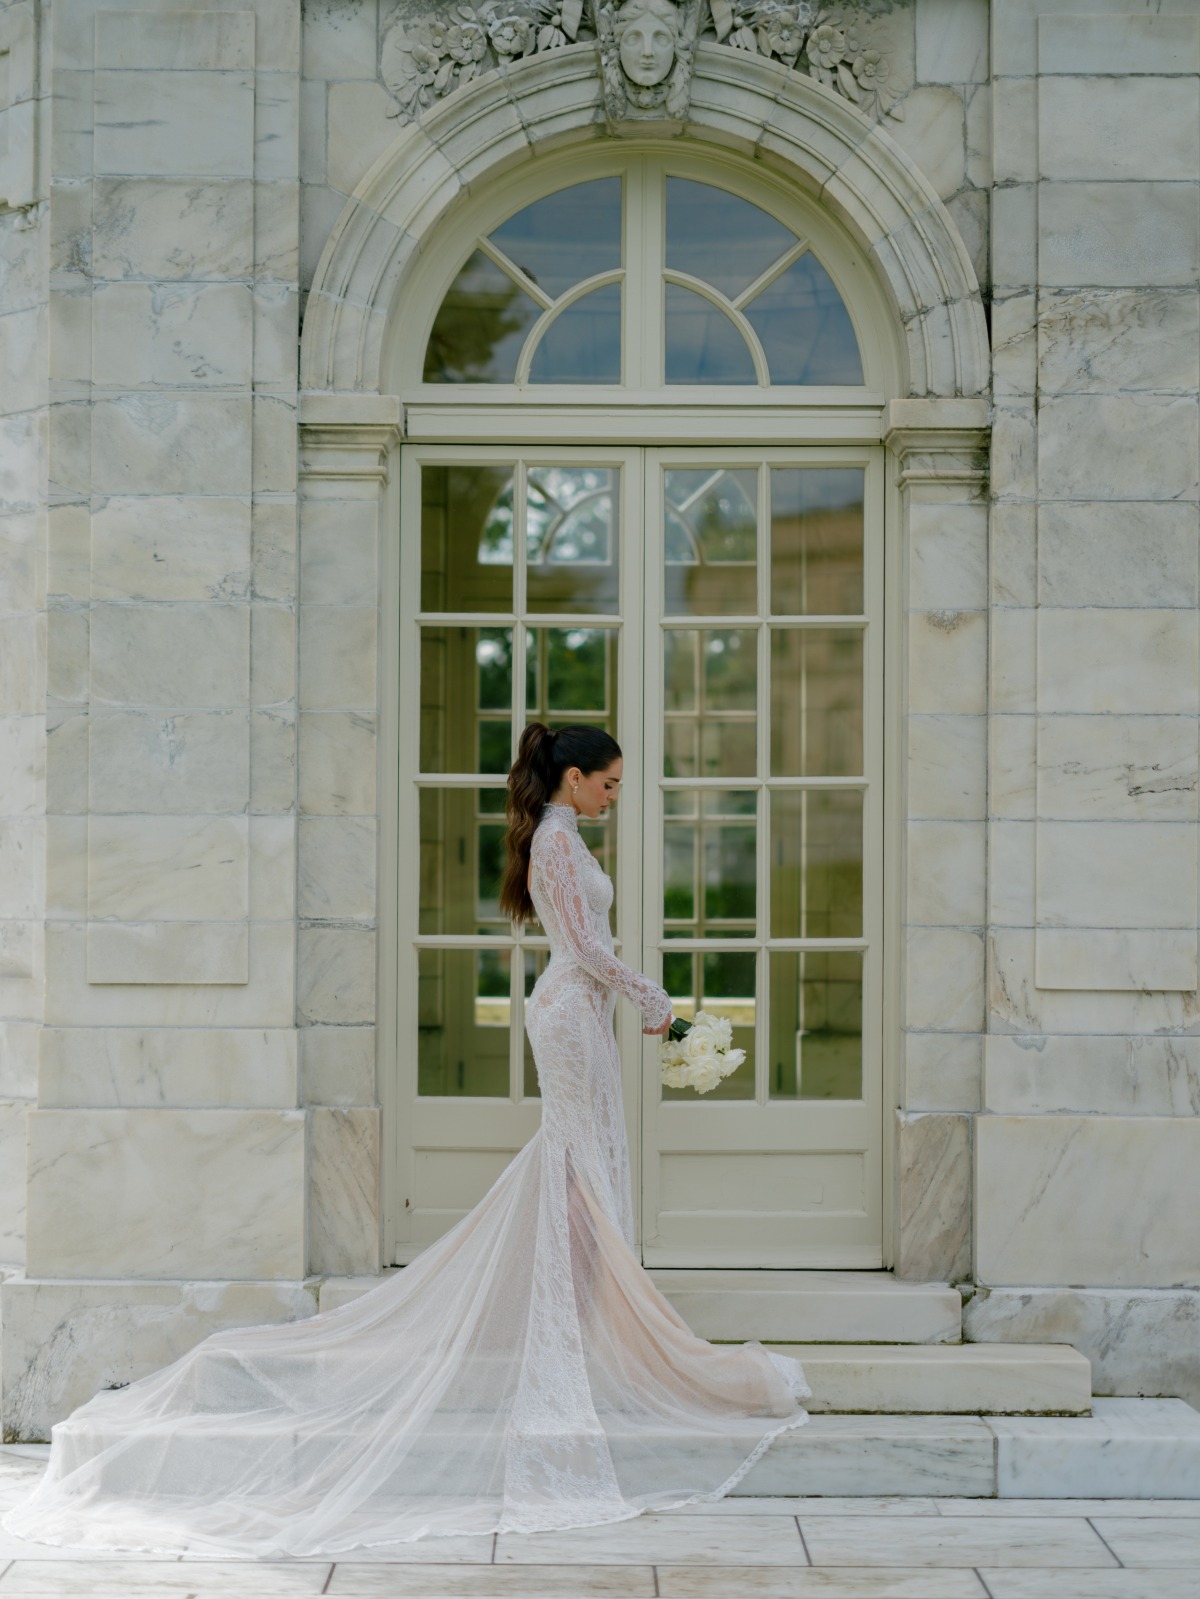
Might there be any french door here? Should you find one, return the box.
[394,442,884,1266]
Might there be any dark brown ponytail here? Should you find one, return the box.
[499,722,622,922]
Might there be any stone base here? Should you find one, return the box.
[965,1286,1200,1409]
[1,1276,320,1442]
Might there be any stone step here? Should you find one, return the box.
[737,1399,1200,1499]
[766,1342,1092,1415]
[318,1269,965,1345]
[653,1270,964,1344]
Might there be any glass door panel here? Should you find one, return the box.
[642,447,883,1267]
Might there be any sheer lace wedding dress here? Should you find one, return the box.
[5,801,809,1557]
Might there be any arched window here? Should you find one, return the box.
[422,169,864,387]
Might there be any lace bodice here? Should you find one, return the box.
[529,803,672,1031]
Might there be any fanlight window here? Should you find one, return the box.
[423,170,864,387]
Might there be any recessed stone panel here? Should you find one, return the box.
[38,1025,299,1109]
[87,815,249,922]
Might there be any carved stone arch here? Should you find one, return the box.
[300,44,989,399]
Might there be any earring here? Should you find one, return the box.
[572,784,578,795]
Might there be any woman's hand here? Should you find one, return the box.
[643,1013,673,1036]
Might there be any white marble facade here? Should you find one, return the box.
[0,0,1198,1435]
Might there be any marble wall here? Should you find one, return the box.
[2,0,1200,1432]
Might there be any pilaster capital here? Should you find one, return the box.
[882,398,991,492]
[298,394,404,485]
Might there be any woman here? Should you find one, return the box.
[5,723,808,1557]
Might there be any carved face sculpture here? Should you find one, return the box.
[614,0,679,86]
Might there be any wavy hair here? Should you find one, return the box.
[499,722,622,922]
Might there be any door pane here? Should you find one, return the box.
[664,467,758,616]
[663,789,757,937]
[420,625,512,774]
[769,950,863,1100]
[770,628,864,777]
[770,468,865,616]
[418,787,509,936]
[769,788,863,940]
[663,629,756,778]
[525,625,617,725]
[526,466,620,614]
[418,947,513,1096]
[661,949,756,1101]
[421,464,515,612]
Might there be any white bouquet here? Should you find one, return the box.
[659,1010,746,1095]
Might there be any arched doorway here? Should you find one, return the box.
[299,53,989,1274]
[389,145,893,1267]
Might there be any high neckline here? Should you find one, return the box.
[543,801,579,830]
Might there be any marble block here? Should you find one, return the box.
[298,816,377,920]
[91,283,254,390]
[309,1106,381,1276]
[903,1031,982,1113]
[905,928,985,1033]
[906,714,987,821]
[1037,291,1200,398]
[1038,183,1199,290]
[87,815,248,922]
[1035,927,1198,994]
[908,611,987,715]
[91,496,252,604]
[906,821,985,926]
[988,1398,1200,1499]
[739,1415,997,1498]
[976,1116,1200,1288]
[297,924,376,1025]
[89,603,250,709]
[1038,394,1199,503]
[301,1025,377,1107]
[896,1111,971,1283]
[984,1033,1200,1117]
[94,8,255,70]
[88,709,250,814]
[1035,820,1196,930]
[91,178,255,281]
[965,1286,1200,1409]
[987,820,1034,927]
[1038,13,1200,75]
[1037,609,1199,716]
[85,919,249,985]
[298,607,377,711]
[1036,714,1199,822]
[24,1108,306,1280]
[1038,77,1199,183]
[0,1099,27,1267]
[298,712,377,816]
[1,1276,318,1442]
[91,395,254,497]
[38,1026,299,1109]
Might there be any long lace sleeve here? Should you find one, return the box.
[535,828,672,1029]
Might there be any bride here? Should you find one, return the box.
[4,722,809,1557]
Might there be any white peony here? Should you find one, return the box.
[658,1009,746,1095]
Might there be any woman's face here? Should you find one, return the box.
[619,12,675,85]
[572,758,623,820]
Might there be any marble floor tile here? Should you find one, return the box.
[1089,1516,1200,1566]
[980,1571,1199,1599]
[657,1571,987,1598]
[327,1566,656,1596]
[797,1515,1117,1568]
[0,1559,331,1593]
[494,1514,807,1564]
[937,1497,1200,1517]
[667,1498,940,1517]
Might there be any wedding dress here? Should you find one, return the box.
[5,801,809,1557]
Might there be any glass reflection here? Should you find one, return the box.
[665,283,757,385]
[662,948,756,1101]
[664,468,758,616]
[420,625,512,774]
[770,469,865,616]
[666,177,795,300]
[526,467,620,614]
[745,253,864,385]
[663,789,757,937]
[529,284,622,385]
[525,625,615,717]
[423,251,540,383]
[769,788,863,940]
[421,465,515,613]
[770,628,863,777]
[664,629,756,778]
[419,788,510,936]
[768,950,863,1099]
[489,178,622,301]
[418,946,512,1097]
